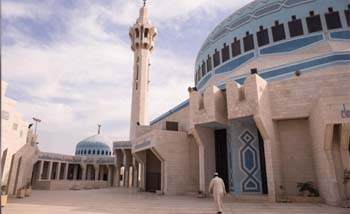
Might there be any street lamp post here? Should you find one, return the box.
[32,117,41,138]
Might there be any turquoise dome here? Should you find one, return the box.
[75,134,112,157]
[194,0,348,89]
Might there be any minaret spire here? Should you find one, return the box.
[97,124,101,135]
[129,2,157,141]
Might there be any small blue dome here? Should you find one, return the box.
[75,134,112,157]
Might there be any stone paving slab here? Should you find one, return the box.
[2,188,349,214]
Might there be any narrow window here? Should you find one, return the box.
[135,28,139,38]
[101,150,104,155]
[231,37,241,58]
[221,43,230,63]
[213,49,220,67]
[201,61,206,77]
[306,11,322,33]
[97,150,100,155]
[195,72,198,85]
[288,15,304,37]
[257,26,269,47]
[272,21,286,42]
[206,55,212,72]
[88,150,91,154]
[243,32,254,52]
[136,65,139,80]
[325,7,342,29]
[93,150,95,155]
[197,66,201,80]
[144,28,149,37]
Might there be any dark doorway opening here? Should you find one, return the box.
[215,129,229,191]
[146,150,161,192]
[257,129,268,194]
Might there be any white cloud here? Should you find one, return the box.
[2,0,253,154]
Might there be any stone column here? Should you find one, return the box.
[122,149,131,187]
[133,159,139,188]
[73,164,78,180]
[56,162,61,180]
[64,163,69,180]
[38,160,44,181]
[115,166,120,187]
[81,165,87,180]
[107,165,112,186]
[124,166,129,187]
[94,165,100,181]
[47,161,53,180]
[115,149,123,187]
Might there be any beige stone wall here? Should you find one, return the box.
[157,140,199,194]
[1,80,29,186]
[277,119,316,196]
[33,180,108,190]
[151,107,190,132]
[268,66,350,119]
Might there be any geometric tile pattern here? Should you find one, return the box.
[239,129,261,193]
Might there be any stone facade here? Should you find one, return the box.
[111,0,350,207]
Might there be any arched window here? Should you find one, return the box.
[101,150,104,155]
[88,150,91,154]
[93,150,95,155]
[97,150,100,155]
[84,150,87,154]
[106,151,108,155]
[144,28,149,37]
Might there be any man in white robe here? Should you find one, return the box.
[209,172,226,214]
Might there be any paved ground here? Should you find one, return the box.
[2,188,349,214]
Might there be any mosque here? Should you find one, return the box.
[2,0,350,207]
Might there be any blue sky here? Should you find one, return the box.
[2,0,252,154]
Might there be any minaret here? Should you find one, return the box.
[129,1,157,140]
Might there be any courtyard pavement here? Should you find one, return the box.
[2,188,349,214]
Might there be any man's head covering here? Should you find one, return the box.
[213,172,219,177]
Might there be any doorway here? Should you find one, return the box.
[215,129,229,191]
[145,150,161,192]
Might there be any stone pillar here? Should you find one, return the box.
[81,165,87,180]
[122,149,132,187]
[115,166,120,187]
[124,166,129,187]
[95,165,100,181]
[115,149,123,187]
[56,162,61,180]
[73,164,78,180]
[133,158,139,188]
[64,163,69,180]
[107,165,112,186]
[47,161,53,180]
[38,160,44,181]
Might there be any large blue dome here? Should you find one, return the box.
[75,134,112,157]
[194,0,349,90]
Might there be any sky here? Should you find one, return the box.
[2,0,253,155]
